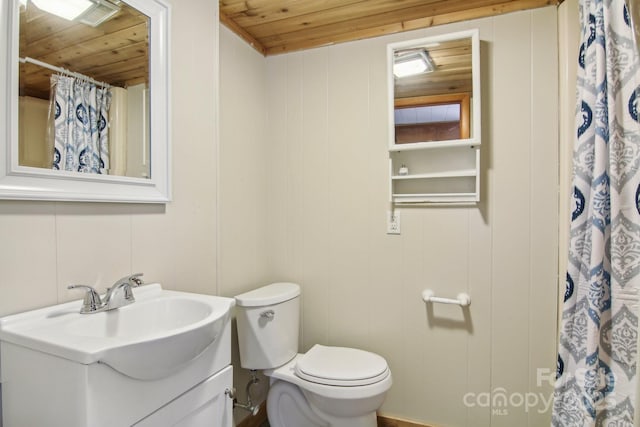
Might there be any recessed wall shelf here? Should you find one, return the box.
[389,143,480,205]
[393,192,479,204]
[391,168,477,180]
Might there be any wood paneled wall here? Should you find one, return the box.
[255,6,559,426]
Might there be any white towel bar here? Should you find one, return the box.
[422,290,471,307]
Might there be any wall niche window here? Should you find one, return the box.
[394,93,470,144]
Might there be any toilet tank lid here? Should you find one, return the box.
[235,282,300,307]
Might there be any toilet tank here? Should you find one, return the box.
[234,283,300,370]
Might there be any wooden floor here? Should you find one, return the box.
[240,412,430,427]
[237,401,431,427]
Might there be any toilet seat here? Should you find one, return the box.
[266,353,392,401]
[294,344,390,387]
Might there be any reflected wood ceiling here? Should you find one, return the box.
[19,2,148,100]
[220,0,562,56]
[394,37,472,99]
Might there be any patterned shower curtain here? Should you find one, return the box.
[552,0,640,425]
[50,75,111,174]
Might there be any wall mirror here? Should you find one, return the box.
[388,29,480,150]
[0,0,170,202]
[387,30,481,204]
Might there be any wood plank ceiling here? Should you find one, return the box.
[19,1,148,99]
[220,0,562,56]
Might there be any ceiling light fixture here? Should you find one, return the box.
[30,0,94,21]
[393,50,435,78]
[30,0,120,27]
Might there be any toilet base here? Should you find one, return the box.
[266,380,378,427]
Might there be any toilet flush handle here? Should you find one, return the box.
[260,310,275,320]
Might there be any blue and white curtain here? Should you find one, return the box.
[552,0,640,425]
[50,75,111,174]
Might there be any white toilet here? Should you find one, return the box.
[234,282,392,427]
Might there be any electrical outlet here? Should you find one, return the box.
[386,210,400,234]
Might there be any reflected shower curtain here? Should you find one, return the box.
[552,0,640,425]
[50,75,112,174]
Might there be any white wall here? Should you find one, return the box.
[126,83,150,178]
[260,7,559,426]
[0,0,219,317]
[218,26,273,423]
[218,27,271,301]
[18,96,49,169]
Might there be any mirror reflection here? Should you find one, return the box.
[18,0,151,178]
[392,37,473,144]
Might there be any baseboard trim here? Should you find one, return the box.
[236,407,432,427]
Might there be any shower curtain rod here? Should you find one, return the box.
[19,56,111,89]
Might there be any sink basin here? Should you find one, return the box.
[0,284,235,380]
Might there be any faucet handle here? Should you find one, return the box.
[68,285,103,313]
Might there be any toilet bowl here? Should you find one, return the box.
[234,283,392,427]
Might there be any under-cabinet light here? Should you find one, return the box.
[393,50,435,78]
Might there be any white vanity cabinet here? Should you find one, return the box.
[1,322,233,427]
[0,285,234,427]
[135,366,233,427]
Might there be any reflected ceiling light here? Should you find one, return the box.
[30,0,93,21]
[393,50,435,78]
[30,0,120,27]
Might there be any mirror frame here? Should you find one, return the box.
[0,0,171,203]
[387,29,481,151]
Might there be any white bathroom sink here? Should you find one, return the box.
[0,284,235,380]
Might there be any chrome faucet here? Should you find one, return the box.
[103,273,144,310]
[68,273,144,314]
